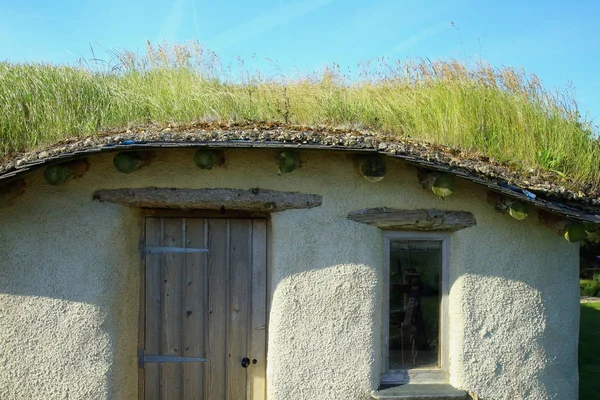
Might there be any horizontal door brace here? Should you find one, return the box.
[145,246,209,254]
[138,349,209,367]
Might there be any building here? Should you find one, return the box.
[0,125,596,400]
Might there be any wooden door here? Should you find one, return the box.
[140,217,267,400]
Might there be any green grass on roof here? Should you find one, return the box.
[1,41,599,186]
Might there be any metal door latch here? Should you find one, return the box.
[138,349,209,368]
[241,358,257,368]
[144,246,209,254]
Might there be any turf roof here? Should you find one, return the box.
[0,42,598,216]
[0,122,598,222]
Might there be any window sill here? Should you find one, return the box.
[371,384,467,400]
[382,368,448,385]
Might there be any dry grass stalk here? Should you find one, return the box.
[0,41,598,186]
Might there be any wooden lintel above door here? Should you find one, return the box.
[93,187,322,212]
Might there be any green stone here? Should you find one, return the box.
[43,165,74,186]
[564,223,588,243]
[431,174,455,197]
[360,155,386,182]
[113,152,143,174]
[194,150,216,170]
[277,150,300,175]
[508,202,531,220]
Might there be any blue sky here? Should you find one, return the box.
[1,0,599,124]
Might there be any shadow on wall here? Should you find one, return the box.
[0,150,581,399]
[268,263,381,398]
[579,302,600,399]
[446,219,579,400]
[267,199,579,399]
[0,188,141,399]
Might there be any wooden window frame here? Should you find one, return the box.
[381,231,450,385]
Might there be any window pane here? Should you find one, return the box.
[389,240,441,369]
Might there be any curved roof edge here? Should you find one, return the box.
[1,126,599,223]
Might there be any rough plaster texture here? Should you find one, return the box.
[0,174,141,399]
[0,148,579,399]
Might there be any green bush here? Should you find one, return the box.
[581,275,600,297]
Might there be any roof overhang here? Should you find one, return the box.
[1,127,599,223]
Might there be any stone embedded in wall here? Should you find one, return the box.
[353,155,386,182]
[419,170,456,197]
[487,192,533,220]
[538,210,589,243]
[113,151,155,174]
[43,159,89,186]
[193,149,225,170]
[276,150,301,175]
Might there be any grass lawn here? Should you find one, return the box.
[580,302,600,398]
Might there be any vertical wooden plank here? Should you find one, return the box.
[382,236,391,373]
[183,218,207,400]
[138,213,147,400]
[227,220,252,400]
[161,218,184,399]
[145,218,162,400]
[202,221,210,400]
[249,220,267,400]
[207,219,229,400]
[440,237,450,373]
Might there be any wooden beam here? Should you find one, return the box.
[347,208,476,231]
[93,187,322,212]
[141,208,268,219]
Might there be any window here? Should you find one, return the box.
[382,232,449,384]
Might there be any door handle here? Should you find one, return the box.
[241,358,250,368]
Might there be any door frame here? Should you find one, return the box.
[137,208,271,400]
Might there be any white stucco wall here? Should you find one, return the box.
[0,179,141,399]
[0,148,579,399]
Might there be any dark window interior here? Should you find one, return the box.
[389,240,442,369]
